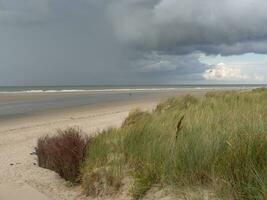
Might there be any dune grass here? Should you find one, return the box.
[81,89,267,199]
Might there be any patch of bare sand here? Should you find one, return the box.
[0,183,51,200]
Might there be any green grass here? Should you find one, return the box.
[81,89,267,199]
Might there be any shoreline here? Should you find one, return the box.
[0,92,171,200]
[0,89,211,122]
[0,88,249,200]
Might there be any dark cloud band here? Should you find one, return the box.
[110,0,267,55]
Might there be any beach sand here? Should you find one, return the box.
[0,89,211,200]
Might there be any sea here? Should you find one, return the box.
[0,85,265,119]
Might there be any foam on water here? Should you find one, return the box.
[0,88,181,94]
[0,84,262,94]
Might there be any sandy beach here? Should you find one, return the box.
[0,1,266,198]
[0,89,208,200]
[0,88,238,200]
[0,99,160,200]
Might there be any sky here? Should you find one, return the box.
[0,0,267,85]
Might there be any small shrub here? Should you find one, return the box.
[37,127,90,182]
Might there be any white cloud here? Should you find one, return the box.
[203,63,264,81]
[254,74,264,81]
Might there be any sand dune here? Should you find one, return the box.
[0,88,213,200]
[0,99,158,200]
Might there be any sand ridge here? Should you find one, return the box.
[0,100,158,200]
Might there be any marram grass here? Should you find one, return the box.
[81,89,267,199]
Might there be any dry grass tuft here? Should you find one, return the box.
[82,168,122,197]
[37,127,90,182]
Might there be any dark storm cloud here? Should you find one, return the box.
[109,0,267,55]
[0,0,50,25]
[132,52,208,83]
[0,0,266,85]
[0,0,136,85]
[134,52,206,74]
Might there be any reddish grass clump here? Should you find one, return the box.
[36,127,90,182]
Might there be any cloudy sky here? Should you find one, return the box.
[0,0,267,85]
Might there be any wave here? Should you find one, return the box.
[0,85,256,94]
[0,88,181,94]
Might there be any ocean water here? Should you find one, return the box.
[0,85,265,119]
[0,84,265,93]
